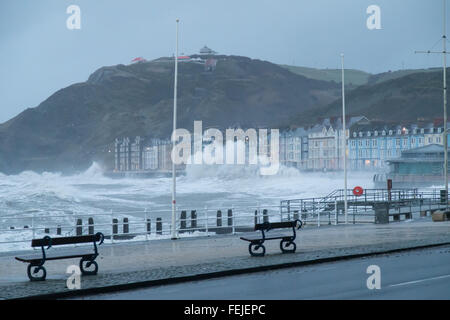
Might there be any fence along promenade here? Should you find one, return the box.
[0,188,447,251]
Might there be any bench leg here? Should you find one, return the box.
[248,242,266,257]
[27,264,47,281]
[280,239,296,253]
[80,257,99,276]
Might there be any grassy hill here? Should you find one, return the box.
[287,68,449,127]
[279,65,370,87]
[280,64,442,87]
[0,55,340,174]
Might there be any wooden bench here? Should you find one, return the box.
[240,220,302,257]
[15,233,104,281]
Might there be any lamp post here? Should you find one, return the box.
[171,19,179,240]
[341,53,348,223]
[415,0,449,208]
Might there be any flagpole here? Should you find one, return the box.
[171,19,179,240]
[443,0,448,209]
[341,53,348,224]
[414,0,449,208]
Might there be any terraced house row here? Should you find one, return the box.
[280,117,450,172]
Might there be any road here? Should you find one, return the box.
[77,245,450,300]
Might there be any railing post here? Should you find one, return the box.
[144,208,149,240]
[230,206,235,234]
[217,210,222,228]
[32,211,36,241]
[88,217,94,235]
[191,210,197,233]
[317,207,321,227]
[204,206,209,235]
[76,218,83,236]
[334,200,338,225]
[123,217,129,234]
[110,209,114,244]
[263,209,269,223]
[180,210,187,233]
[156,217,162,235]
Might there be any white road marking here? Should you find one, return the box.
[388,274,450,288]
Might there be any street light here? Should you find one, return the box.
[341,53,348,224]
[171,19,179,240]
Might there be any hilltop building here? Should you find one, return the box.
[199,45,217,56]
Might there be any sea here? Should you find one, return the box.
[0,162,382,251]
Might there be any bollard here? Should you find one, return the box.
[146,218,151,234]
[293,210,299,221]
[191,210,197,231]
[441,189,448,205]
[227,209,233,227]
[263,209,269,223]
[180,210,187,233]
[254,210,258,225]
[374,202,389,224]
[44,228,50,234]
[123,217,129,234]
[156,218,162,235]
[217,210,222,227]
[88,217,94,235]
[76,219,83,236]
[112,218,118,236]
[57,225,62,235]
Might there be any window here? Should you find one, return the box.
[396,139,400,147]
[411,137,416,145]
[366,139,370,147]
[372,139,377,147]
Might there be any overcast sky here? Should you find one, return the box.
[0,0,446,123]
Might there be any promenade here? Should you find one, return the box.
[0,218,449,299]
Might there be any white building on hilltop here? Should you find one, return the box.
[199,45,217,55]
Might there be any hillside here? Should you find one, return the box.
[0,55,340,174]
[279,65,370,87]
[287,68,449,127]
[280,64,441,87]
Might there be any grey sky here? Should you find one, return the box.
[0,0,446,123]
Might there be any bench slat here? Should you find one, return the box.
[241,232,294,242]
[31,234,101,247]
[255,221,296,231]
[15,251,94,263]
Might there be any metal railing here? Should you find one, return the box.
[0,188,447,252]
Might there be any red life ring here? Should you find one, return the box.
[353,186,364,196]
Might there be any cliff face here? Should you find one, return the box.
[0,55,339,174]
